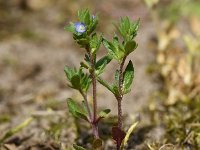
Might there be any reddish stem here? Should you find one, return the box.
[86,46,99,138]
[90,54,99,138]
[117,57,126,129]
[79,90,92,122]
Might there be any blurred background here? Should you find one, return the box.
[0,0,199,149]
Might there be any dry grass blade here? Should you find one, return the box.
[120,121,139,150]
[0,118,33,143]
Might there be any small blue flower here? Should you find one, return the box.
[74,22,86,34]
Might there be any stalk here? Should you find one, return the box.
[115,57,126,150]
[117,57,126,129]
[81,90,99,138]
[90,54,99,138]
[79,90,92,122]
[86,46,99,138]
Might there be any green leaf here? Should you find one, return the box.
[88,14,99,34]
[80,61,89,69]
[93,138,103,150]
[76,38,89,46]
[116,17,140,42]
[113,35,119,46]
[118,17,130,39]
[71,75,81,89]
[130,19,140,38]
[122,60,134,94]
[120,121,139,150]
[73,144,86,150]
[67,98,88,121]
[64,67,91,92]
[124,41,137,55]
[64,22,75,33]
[80,72,91,92]
[81,101,88,114]
[78,9,88,23]
[84,10,90,26]
[112,85,120,97]
[103,39,118,59]
[103,38,124,62]
[115,70,119,85]
[64,66,76,80]
[90,33,102,54]
[95,55,112,75]
[99,109,111,118]
[97,77,115,94]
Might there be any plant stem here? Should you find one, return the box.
[90,54,99,138]
[115,57,127,150]
[92,123,99,138]
[86,46,99,138]
[79,90,92,122]
[117,57,126,129]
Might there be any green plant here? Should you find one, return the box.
[64,9,139,150]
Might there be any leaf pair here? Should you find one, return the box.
[64,66,91,92]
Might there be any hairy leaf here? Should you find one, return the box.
[90,33,102,54]
[64,22,75,33]
[103,38,124,62]
[116,17,140,42]
[67,98,88,121]
[95,55,112,75]
[71,74,81,89]
[122,60,134,94]
[103,39,118,59]
[115,70,120,85]
[97,77,115,94]
[112,85,120,97]
[64,66,76,80]
[84,10,90,26]
[99,109,111,118]
[125,41,137,55]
